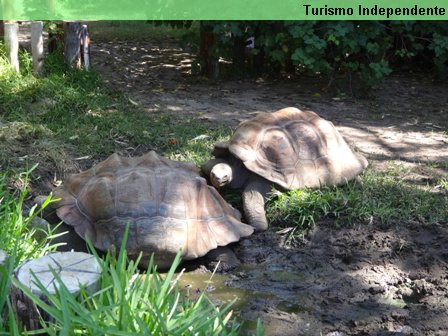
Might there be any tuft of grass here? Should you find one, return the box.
[0,167,64,333]
[0,252,18,335]
[267,166,448,240]
[438,178,448,191]
[0,167,62,266]
[11,227,244,335]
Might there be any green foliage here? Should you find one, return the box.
[0,255,17,335]
[0,168,63,333]
[0,169,60,266]
[267,166,448,240]
[10,229,243,335]
[197,21,448,89]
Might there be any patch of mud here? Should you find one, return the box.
[183,223,448,335]
[230,223,448,335]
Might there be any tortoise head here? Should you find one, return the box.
[201,158,234,188]
[210,162,233,188]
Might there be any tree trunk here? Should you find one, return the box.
[63,21,83,69]
[232,36,246,75]
[63,21,90,70]
[4,21,19,73]
[199,22,218,79]
[31,21,44,76]
[252,25,265,76]
[11,251,101,331]
[0,21,4,37]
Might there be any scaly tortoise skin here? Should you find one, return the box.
[202,107,368,230]
[50,151,253,268]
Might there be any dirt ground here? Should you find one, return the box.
[92,38,448,335]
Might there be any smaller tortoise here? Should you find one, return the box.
[202,107,368,231]
[38,151,253,269]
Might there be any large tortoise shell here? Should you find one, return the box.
[53,151,253,268]
[228,107,368,190]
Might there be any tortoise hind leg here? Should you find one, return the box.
[242,177,271,231]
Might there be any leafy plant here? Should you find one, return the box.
[194,21,448,90]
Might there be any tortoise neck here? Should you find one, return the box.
[228,155,250,189]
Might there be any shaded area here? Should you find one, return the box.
[239,222,448,335]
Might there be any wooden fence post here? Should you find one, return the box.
[31,21,44,76]
[4,21,19,73]
[63,21,82,69]
[81,24,90,70]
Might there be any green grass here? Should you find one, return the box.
[267,165,448,241]
[0,42,228,178]
[0,168,60,334]
[0,168,61,266]
[12,230,244,335]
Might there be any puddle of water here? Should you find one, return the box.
[151,261,315,334]
[277,300,309,314]
[177,272,275,310]
[178,266,311,315]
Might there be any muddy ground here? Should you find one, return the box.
[89,38,448,336]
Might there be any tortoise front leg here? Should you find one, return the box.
[242,177,271,231]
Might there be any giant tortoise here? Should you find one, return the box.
[202,107,368,231]
[38,151,253,268]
